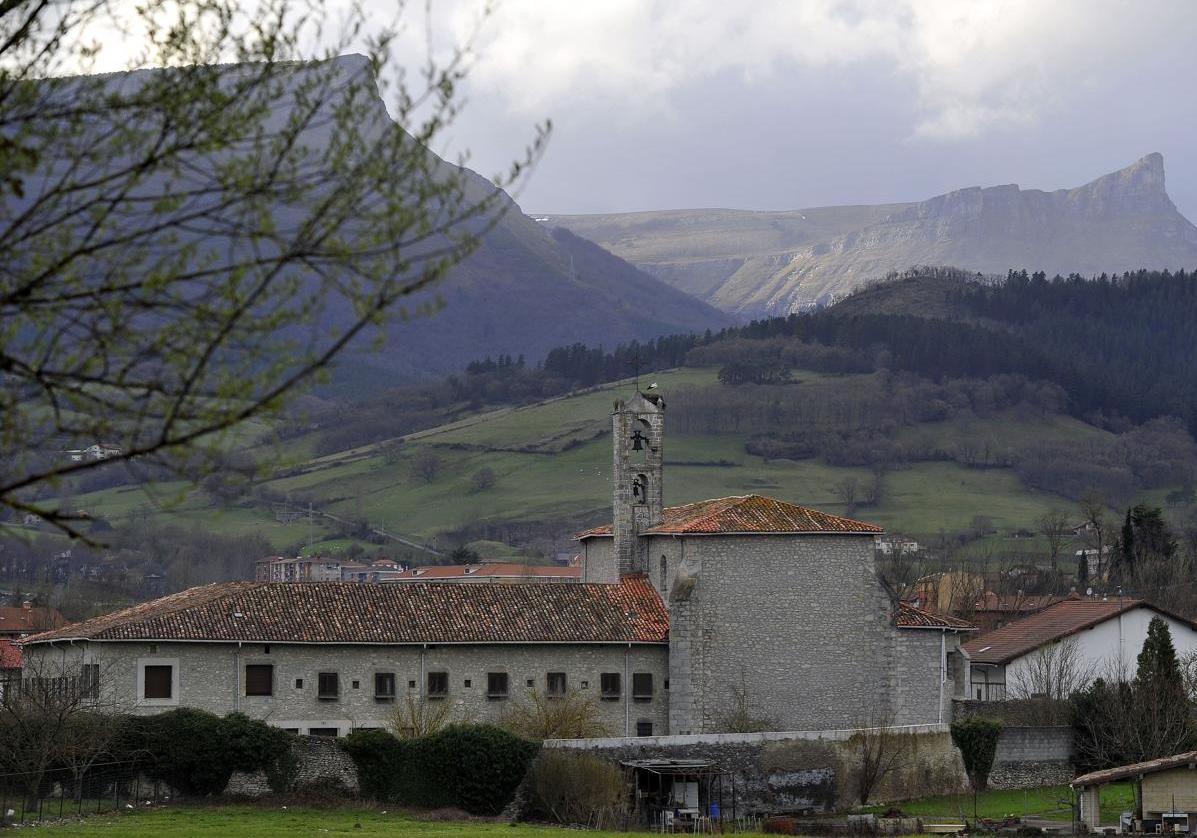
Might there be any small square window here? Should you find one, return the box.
[547,672,567,697]
[408,679,416,689]
[295,678,304,689]
[600,672,621,701]
[664,679,670,690]
[580,680,589,689]
[352,680,360,690]
[317,672,339,700]
[487,672,509,699]
[427,671,448,698]
[148,644,158,654]
[464,679,472,688]
[636,721,653,737]
[264,645,271,654]
[526,678,534,688]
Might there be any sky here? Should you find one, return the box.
[406,0,1197,219]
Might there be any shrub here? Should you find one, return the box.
[120,709,292,796]
[950,716,1003,791]
[501,688,609,741]
[525,749,627,828]
[341,724,539,815]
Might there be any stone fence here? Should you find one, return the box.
[546,724,967,814]
[225,735,359,797]
[989,726,1074,789]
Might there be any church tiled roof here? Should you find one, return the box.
[20,576,669,646]
[577,494,883,538]
[894,601,975,631]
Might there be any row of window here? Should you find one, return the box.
[139,663,661,703]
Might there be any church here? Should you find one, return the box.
[18,389,970,737]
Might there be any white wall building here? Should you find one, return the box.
[962,596,1197,701]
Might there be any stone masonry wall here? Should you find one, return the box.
[225,734,359,797]
[23,640,669,737]
[662,533,958,733]
[549,726,967,814]
[988,726,1074,790]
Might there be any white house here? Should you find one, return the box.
[961,596,1197,701]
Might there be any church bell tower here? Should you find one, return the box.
[612,391,664,576]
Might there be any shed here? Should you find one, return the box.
[1073,751,1197,833]
[621,758,733,831]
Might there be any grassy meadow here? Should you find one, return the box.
[61,365,1111,557]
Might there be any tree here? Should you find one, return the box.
[501,687,607,741]
[1007,637,1094,721]
[1079,491,1110,582]
[950,716,1003,792]
[833,477,859,513]
[470,467,497,493]
[1038,509,1071,574]
[411,451,443,483]
[1136,616,1183,693]
[0,0,547,539]
[851,706,911,805]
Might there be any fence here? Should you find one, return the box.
[0,760,171,825]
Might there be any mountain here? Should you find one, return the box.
[552,154,1197,316]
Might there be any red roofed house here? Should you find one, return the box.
[962,596,1197,701]
[20,390,970,738]
[0,602,66,638]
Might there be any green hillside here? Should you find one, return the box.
[66,365,1120,559]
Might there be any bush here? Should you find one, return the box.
[341,724,539,815]
[120,709,293,796]
[950,716,1003,791]
[525,749,627,828]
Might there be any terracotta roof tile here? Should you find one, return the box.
[0,606,66,635]
[578,495,883,538]
[0,639,21,669]
[20,576,668,646]
[895,602,976,631]
[963,597,1194,664]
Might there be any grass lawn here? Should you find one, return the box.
[863,782,1134,824]
[33,804,635,837]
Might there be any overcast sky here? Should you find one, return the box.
[414,1,1197,219]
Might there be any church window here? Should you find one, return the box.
[546,671,567,698]
[600,672,621,700]
[636,721,653,737]
[660,555,668,591]
[632,672,654,701]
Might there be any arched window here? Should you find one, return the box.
[660,555,668,592]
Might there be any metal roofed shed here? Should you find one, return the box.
[621,758,738,832]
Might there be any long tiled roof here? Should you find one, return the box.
[578,495,883,538]
[387,563,580,581]
[963,597,1195,664]
[20,576,668,646]
[0,606,66,635]
[895,601,976,631]
[0,638,21,669]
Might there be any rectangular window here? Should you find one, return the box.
[547,671,567,697]
[632,672,654,701]
[245,664,273,697]
[487,672,509,699]
[308,727,339,737]
[80,663,100,699]
[636,721,653,737]
[427,671,448,698]
[600,672,621,701]
[317,672,339,700]
[143,665,172,700]
[374,672,396,701]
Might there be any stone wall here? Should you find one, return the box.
[225,734,359,797]
[548,724,967,814]
[988,726,1074,789]
[662,532,961,734]
[24,639,669,738]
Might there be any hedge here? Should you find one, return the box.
[340,723,539,815]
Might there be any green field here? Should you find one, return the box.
[863,782,1134,824]
[27,805,634,837]
[62,365,1124,555]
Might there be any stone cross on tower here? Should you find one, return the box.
[612,391,664,577]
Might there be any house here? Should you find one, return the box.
[0,602,67,638]
[968,591,1063,633]
[21,389,972,738]
[384,563,580,584]
[961,596,1197,701]
[875,534,920,556]
[905,570,986,615]
[1073,751,1197,832]
[255,556,343,583]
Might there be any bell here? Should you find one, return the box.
[631,431,646,451]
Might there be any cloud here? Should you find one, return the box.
[447,0,1192,141]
